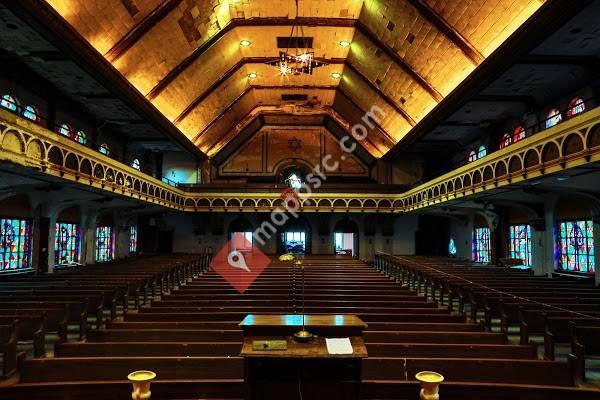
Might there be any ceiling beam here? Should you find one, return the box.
[344,62,416,127]
[334,89,396,148]
[172,57,345,125]
[383,0,592,161]
[146,17,357,101]
[354,23,443,103]
[406,0,484,65]
[105,0,184,63]
[6,0,207,161]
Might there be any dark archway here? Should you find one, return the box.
[333,217,359,256]
[277,215,312,255]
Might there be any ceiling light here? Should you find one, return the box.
[248,72,257,79]
[240,40,251,47]
[331,72,342,79]
[339,40,351,47]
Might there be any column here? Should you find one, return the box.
[83,210,98,265]
[529,218,546,276]
[543,197,558,277]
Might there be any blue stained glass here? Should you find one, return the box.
[545,109,562,129]
[99,143,110,156]
[95,226,114,262]
[0,218,32,271]
[509,224,532,266]
[472,227,491,263]
[0,95,18,112]
[54,222,80,265]
[449,238,457,256]
[129,225,137,253]
[22,105,40,122]
[557,220,595,273]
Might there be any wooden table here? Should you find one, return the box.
[239,315,368,400]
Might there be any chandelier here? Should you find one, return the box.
[265,0,327,76]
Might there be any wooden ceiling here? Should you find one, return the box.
[44,0,545,158]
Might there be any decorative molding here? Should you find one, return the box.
[2,106,600,214]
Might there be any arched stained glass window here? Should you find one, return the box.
[499,133,511,149]
[285,173,303,190]
[59,123,72,138]
[22,105,40,122]
[512,126,526,143]
[472,227,491,263]
[0,218,32,271]
[449,238,457,256]
[99,143,110,156]
[95,226,114,262]
[477,145,487,159]
[468,151,477,163]
[567,97,585,117]
[0,94,18,112]
[54,222,80,265]
[129,225,137,253]
[545,109,562,129]
[509,224,531,266]
[131,158,141,171]
[557,220,595,273]
[75,130,86,144]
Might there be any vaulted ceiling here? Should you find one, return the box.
[43,0,545,159]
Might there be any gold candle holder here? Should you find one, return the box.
[415,371,444,400]
[128,370,156,400]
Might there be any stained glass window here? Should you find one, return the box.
[477,146,487,159]
[22,105,40,122]
[500,133,511,149]
[54,222,80,265]
[567,98,585,117]
[468,151,477,163]
[75,130,86,144]
[59,123,72,138]
[545,109,562,129]
[472,227,491,263]
[131,158,140,171]
[509,224,532,266]
[129,225,137,253]
[449,238,457,256]
[285,173,303,190]
[557,220,595,273]
[0,218,32,271]
[513,126,526,143]
[95,226,114,262]
[0,95,18,112]
[99,143,110,156]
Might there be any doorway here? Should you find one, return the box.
[282,231,306,254]
[334,232,355,256]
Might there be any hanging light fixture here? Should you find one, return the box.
[265,0,327,76]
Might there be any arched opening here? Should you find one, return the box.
[333,217,359,257]
[228,216,254,253]
[277,215,311,255]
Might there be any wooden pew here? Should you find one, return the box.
[571,324,600,384]
[0,315,45,357]
[0,321,18,378]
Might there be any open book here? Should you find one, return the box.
[325,338,353,355]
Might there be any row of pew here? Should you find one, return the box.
[0,254,211,378]
[374,254,600,385]
[0,255,599,399]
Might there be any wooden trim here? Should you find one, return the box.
[104,0,184,63]
[405,0,484,65]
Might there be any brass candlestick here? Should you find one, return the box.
[292,258,313,342]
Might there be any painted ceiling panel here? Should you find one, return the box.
[44,0,546,159]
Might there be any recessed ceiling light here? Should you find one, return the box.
[339,40,351,47]
[240,39,251,47]
[248,72,257,79]
[331,72,342,79]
